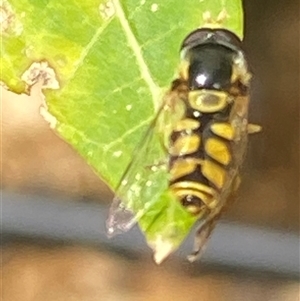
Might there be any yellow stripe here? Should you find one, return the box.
[173,189,209,214]
[170,181,215,196]
[202,160,226,189]
[170,134,200,156]
[170,181,217,209]
[205,138,231,165]
[210,123,235,140]
[170,158,202,182]
[173,118,200,132]
[188,90,230,113]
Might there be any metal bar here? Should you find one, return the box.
[1,192,299,278]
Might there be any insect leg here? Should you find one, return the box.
[187,215,218,262]
[247,123,262,134]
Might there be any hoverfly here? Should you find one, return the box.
[107,17,260,263]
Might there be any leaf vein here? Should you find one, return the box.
[113,0,161,110]
[103,116,152,152]
[72,20,112,79]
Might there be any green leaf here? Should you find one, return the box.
[1,0,244,262]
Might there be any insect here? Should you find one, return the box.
[107,19,261,263]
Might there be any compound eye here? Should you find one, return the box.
[213,29,242,50]
[180,194,206,215]
[181,28,242,53]
[181,28,213,50]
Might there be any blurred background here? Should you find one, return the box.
[2,0,299,300]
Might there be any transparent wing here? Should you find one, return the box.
[107,91,186,237]
[220,94,250,202]
[221,95,253,213]
[190,95,251,259]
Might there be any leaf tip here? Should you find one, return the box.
[150,236,175,265]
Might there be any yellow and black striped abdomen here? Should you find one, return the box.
[169,90,236,216]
